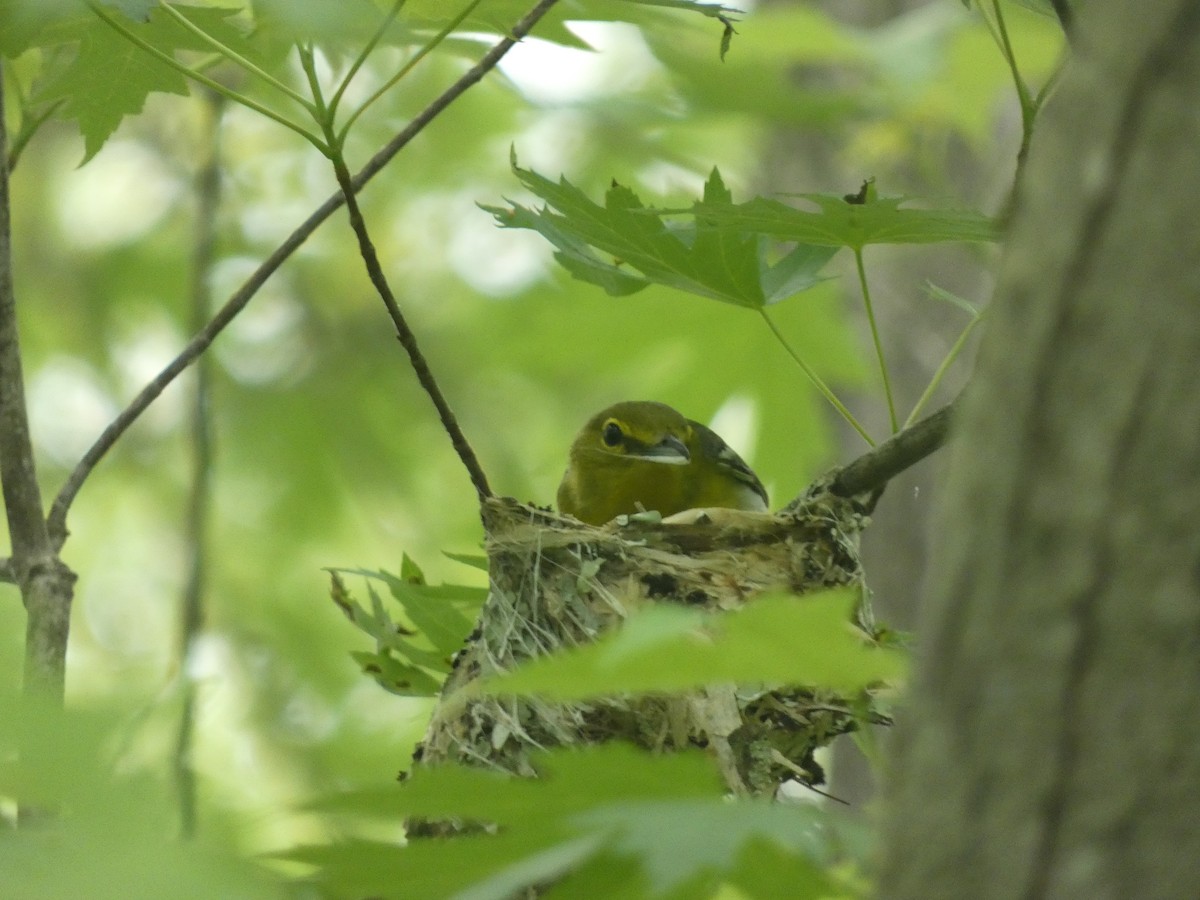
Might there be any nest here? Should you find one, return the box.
[410,478,886,808]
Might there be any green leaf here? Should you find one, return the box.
[288,832,600,900]
[388,578,477,656]
[349,650,445,696]
[688,192,1001,250]
[0,0,88,55]
[330,565,487,696]
[762,242,837,306]
[443,551,490,572]
[0,697,274,900]
[571,800,837,896]
[476,588,906,700]
[487,160,838,308]
[314,743,723,822]
[297,745,844,899]
[150,5,261,59]
[99,0,156,21]
[40,18,190,161]
[33,5,272,160]
[250,0,396,47]
[723,837,844,899]
[336,566,487,654]
[399,552,426,585]
[296,748,849,900]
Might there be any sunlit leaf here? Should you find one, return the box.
[475,588,906,700]
[315,743,722,821]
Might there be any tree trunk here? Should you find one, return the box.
[879,1,1200,897]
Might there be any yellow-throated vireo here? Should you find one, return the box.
[557,401,768,526]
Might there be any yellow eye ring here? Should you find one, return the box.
[601,420,623,447]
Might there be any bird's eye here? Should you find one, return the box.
[602,420,623,447]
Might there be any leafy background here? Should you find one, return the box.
[0,0,1061,894]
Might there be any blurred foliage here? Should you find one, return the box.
[476,588,905,700]
[0,0,1063,895]
[290,743,862,898]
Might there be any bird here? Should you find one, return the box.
[557,401,768,526]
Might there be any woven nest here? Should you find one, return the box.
[412,480,885,805]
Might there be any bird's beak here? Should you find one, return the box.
[635,434,690,465]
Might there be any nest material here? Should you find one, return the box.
[413,481,881,799]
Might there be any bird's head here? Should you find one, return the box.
[573,401,693,467]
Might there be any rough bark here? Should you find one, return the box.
[879,1,1200,897]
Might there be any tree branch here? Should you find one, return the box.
[45,0,560,541]
[0,79,49,580]
[329,151,492,499]
[0,71,77,716]
[829,402,955,499]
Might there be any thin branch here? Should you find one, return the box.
[990,0,1036,167]
[315,110,492,499]
[174,91,222,841]
[46,0,561,541]
[829,401,955,499]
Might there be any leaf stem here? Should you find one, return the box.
[853,248,897,433]
[297,44,334,155]
[338,0,488,144]
[905,309,984,427]
[987,0,1036,165]
[329,0,407,122]
[759,309,874,447]
[158,3,315,110]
